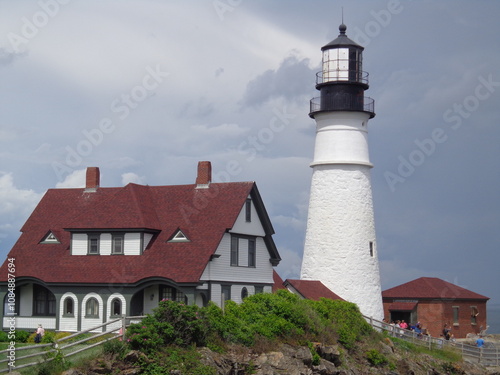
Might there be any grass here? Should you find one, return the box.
[391,336,462,362]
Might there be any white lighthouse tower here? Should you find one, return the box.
[300,23,383,319]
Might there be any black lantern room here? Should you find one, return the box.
[310,24,375,118]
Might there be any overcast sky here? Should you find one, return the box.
[1,0,499,329]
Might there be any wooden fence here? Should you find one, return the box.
[0,316,145,373]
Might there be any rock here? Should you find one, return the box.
[316,344,342,367]
[294,346,313,365]
[123,350,149,363]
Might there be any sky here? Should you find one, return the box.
[1,1,499,331]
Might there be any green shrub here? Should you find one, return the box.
[127,299,208,352]
[15,330,31,343]
[139,346,217,375]
[102,338,128,358]
[366,349,388,366]
[308,298,373,349]
[0,331,9,342]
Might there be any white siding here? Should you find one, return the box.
[143,285,158,315]
[4,317,55,331]
[105,294,126,332]
[20,284,33,316]
[143,233,153,251]
[72,233,88,255]
[211,284,222,307]
[100,233,112,255]
[81,293,104,332]
[59,293,78,332]
[124,233,141,255]
[200,234,273,284]
[230,198,265,236]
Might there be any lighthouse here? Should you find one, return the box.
[300,23,383,319]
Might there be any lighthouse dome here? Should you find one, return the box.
[321,23,364,51]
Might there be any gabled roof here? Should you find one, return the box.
[0,178,280,285]
[284,279,344,301]
[382,277,489,301]
[272,270,285,293]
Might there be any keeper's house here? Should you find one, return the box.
[0,162,281,332]
[382,277,489,338]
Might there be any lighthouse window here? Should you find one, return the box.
[369,241,374,257]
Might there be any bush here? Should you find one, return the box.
[15,330,31,343]
[139,346,217,375]
[307,298,373,349]
[103,339,128,358]
[0,331,9,342]
[127,299,208,352]
[366,349,388,366]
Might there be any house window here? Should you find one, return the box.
[255,286,264,294]
[85,298,99,318]
[245,199,251,222]
[64,297,74,317]
[231,235,257,267]
[221,285,231,301]
[111,298,122,316]
[452,306,459,325]
[241,287,248,300]
[471,306,479,325]
[230,236,239,266]
[112,234,124,254]
[248,239,256,267]
[159,286,187,303]
[33,284,56,316]
[88,234,100,254]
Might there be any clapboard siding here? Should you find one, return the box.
[200,234,273,284]
[124,233,141,255]
[71,233,88,255]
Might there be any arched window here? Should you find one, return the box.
[85,298,99,318]
[241,287,248,300]
[63,297,74,316]
[111,298,122,316]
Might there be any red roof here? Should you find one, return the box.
[382,277,489,301]
[284,279,344,301]
[0,181,280,285]
[272,270,285,292]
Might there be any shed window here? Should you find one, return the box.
[471,306,478,325]
[452,306,459,325]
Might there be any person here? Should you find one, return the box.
[35,324,45,343]
[476,335,485,348]
[443,323,451,340]
[399,320,408,330]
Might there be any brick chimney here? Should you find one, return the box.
[196,161,211,188]
[85,167,100,191]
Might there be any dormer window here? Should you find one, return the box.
[112,234,124,254]
[168,229,190,242]
[88,234,100,254]
[40,231,60,244]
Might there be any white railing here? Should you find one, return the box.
[364,315,500,367]
[0,315,145,373]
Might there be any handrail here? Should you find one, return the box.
[316,69,369,86]
[363,315,500,366]
[0,315,145,373]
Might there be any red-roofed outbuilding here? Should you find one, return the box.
[0,162,281,332]
[382,277,489,338]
